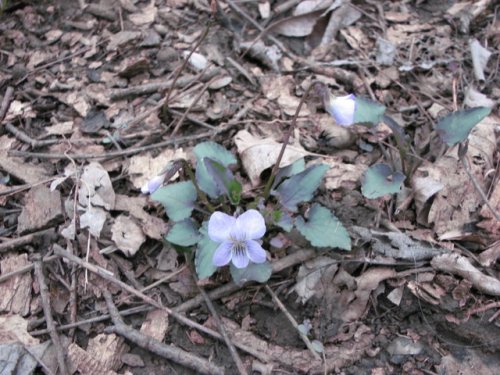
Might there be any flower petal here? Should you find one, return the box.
[326,94,356,126]
[246,240,267,264]
[232,249,250,269]
[212,242,233,267]
[141,175,165,194]
[208,212,235,242]
[235,209,266,240]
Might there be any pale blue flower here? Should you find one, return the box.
[141,174,166,194]
[208,209,267,269]
[326,94,356,126]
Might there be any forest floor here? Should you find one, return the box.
[0,0,499,374]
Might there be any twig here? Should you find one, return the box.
[174,248,316,313]
[262,80,318,199]
[264,285,321,360]
[165,23,211,105]
[52,244,271,363]
[226,0,295,60]
[16,43,104,85]
[0,228,56,253]
[168,108,216,130]
[29,305,154,336]
[102,290,224,375]
[9,122,237,160]
[0,254,59,283]
[110,68,220,100]
[33,257,69,375]
[22,344,56,375]
[116,265,187,305]
[5,123,56,148]
[0,86,14,123]
[186,256,248,375]
[459,144,500,221]
[171,78,214,137]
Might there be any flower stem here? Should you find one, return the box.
[262,81,321,200]
[181,160,216,213]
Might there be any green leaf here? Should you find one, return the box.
[273,164,329,212]
[165,219,201,246]
[361,163,405,199]
[195,222,219,279]
[203,158,241,205]
[230,262,272,285]
[311,340,324,353]
[436,107,491,146]
[295,204,351,250]
[193,142,237,198]
[270,210,293,232]
[272,158,306,189]
[353,97,386,126]
[151,181,197,221]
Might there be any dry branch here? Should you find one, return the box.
[102,290,224,375]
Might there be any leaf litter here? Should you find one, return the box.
[0,0,499,374]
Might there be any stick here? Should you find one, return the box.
[265,285,321,360]
[33,257,69,375]
[102,290,224,375]
[187,257,248,375]
[174,248,316,313]
[110,68,220,100]
[29,305,154,336]
[0,86,14,123]
[9,122,237,160]
[0,228,56,253]
[52,245,271,363]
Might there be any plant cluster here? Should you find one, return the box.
[146,82,492,285]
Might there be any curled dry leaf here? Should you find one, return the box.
[234,130,309,186]
[411,115,496,239]
[79,162,116,210]
[111,215,146,257]
[431,253,500,297]
[128,148,186,191]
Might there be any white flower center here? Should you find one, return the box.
[231,238,247,256]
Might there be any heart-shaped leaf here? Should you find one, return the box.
[273,164,329,212]
[230,261,272,285]
[269,209,293,232]
[295,204,351,250]
[436,107,491,146]
[165,219,201,246]
[353,97,386,126]
[151,181,197,221]
[203,158,241,205]
[195,222,219,279]
[194,142,236,198]
[272,158,306,189]
[361,163,405,199]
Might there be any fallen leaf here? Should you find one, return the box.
[17,185,63,235]
[111,215,146,257]
[234,129,309,186]
[80,207,107,237]
[129,1,157,26]
[0,254,32,316]
[79,162,116,210]
[128,148,186,191]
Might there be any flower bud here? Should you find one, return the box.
[325,94,356,126]
[141,174,166,194]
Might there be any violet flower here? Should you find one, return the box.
[208,209,267,269]
[325,94,356,126]
[141,174,166,194]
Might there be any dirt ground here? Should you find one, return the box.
[0,0,499,374]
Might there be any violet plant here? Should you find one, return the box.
[146,135,351,285]
[146,81,492,285]
[318,83,492,199]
